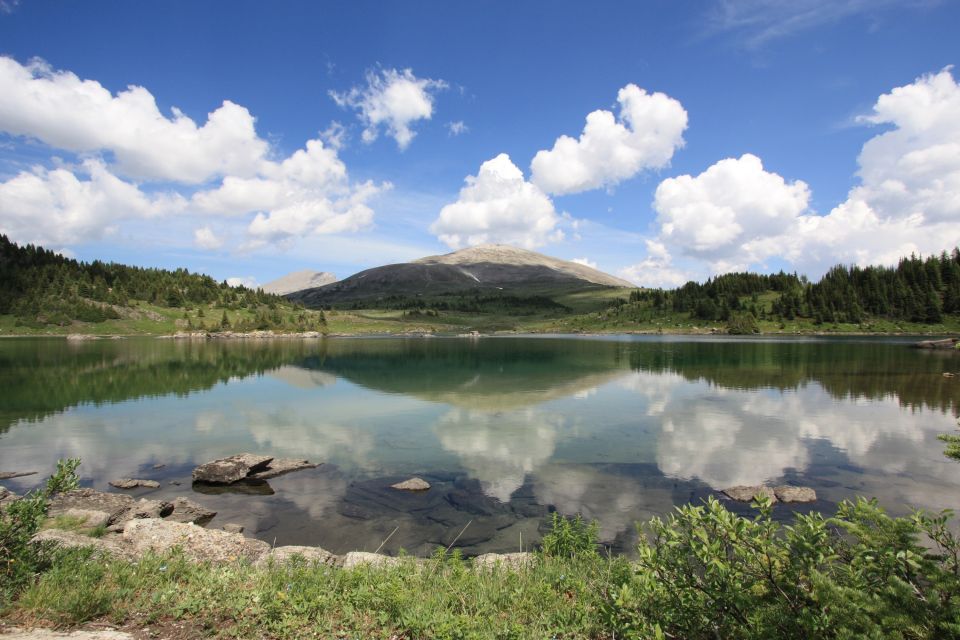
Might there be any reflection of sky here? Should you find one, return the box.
[2,351,959,542]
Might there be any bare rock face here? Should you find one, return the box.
[164,497,217,525]
[248,458,319,480]
[258,545,340,567]
[390,477,431,491]
[722,486,778,503]
[123,519,270,564]
[773,486,817,503]
[48,489,134,520]
[192,454,274,484]
[473,552,536,570]
[109,478,160,489]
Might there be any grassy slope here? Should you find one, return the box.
[3,287,959,336]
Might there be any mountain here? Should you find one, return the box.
[262,270,337,296]
[289,244,633,307]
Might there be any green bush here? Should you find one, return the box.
[539,512,600,559]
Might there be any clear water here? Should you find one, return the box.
[1,335,957,556]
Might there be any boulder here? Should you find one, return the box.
[390,477,431,491]
[222,523,244,534]
[123,518,270,564]
[340,551,405,570]
[108,498,174,527]
[32,528,137,561]
[109,478,160,489]
[773,485,817,503]
[247,458,319,480]
[1,485,21,507]
[60,508,112,528]
[722,485,778,503]
[191,453,274,484]
[258,545,340,567]
[0,470,37,480]
[914,337,959,349]
[48,489,133,520]
[473,552,536,570]
[164,497,217,525]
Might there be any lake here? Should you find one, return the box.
[1,335,958,557]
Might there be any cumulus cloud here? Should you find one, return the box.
[619,240,692,288]
[649,68,960,278]
[653,153,811,267]
[0,56,383,251]
[193,226,222,250]
[430,153,563,249]
[531,84,688,195]
[226,275,258,288]
[330,67,447,150]
[0,57,268,183]
[0,159,183,246]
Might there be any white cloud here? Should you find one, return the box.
[619,240,692,288]
[226,276,258,288]
[330,68,447,150]
[530,84,688,196]
[653,153,811,267]
[430,153,563,249]
[319,121,348,150]
[193,226,222,250]
[0,159,183,246]
[570,257,597,269]
[446,120,468,136]
[0,56,268,183]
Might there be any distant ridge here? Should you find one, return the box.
[262,270,337,296]
[289,244,633,307]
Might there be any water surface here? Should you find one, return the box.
[1,335,957,556]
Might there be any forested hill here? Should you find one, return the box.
[614,248,960,332]
[0,234,325,332]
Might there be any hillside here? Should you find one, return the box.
[262,270,337,295]
[290,244,633,308]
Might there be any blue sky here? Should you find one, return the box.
[1,0,958,288]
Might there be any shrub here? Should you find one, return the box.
[539,512,599,559]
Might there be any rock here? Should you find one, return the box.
[914,337,959,349]
[108,478,160,489]
[1,485,21,507]
[0,470,38,480]
[247,458,318,480]
[122,519,270,564]
[32,528,136,561]
[257,545,339,567]
[222,523,244,534]
[191,453,274,484]
[340,551,405,570]
[152,463,166,469]
[473,552,536,570]
[165,497,217,525]
[390,477,431,491]
[60,508,112,528]
[47,489,133,520]
[722,485,778,503]
[773,485,817,503]
[944,372,956,378]
[191,479,275,495]
[66,334,99,341]
[0,626,135,639]
[108,499,174,527]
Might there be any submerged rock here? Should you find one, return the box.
[773,485,817,503]
[109,478,160,489]
[0,470,38,480]
[248,458,319,480]
[192,453,274,484]
[222,523,244,534]
[390,477,431,491]
[914,337,959,349]
[123,518,270,564]
[722,486,778,503]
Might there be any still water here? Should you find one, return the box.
[1,335,958,556]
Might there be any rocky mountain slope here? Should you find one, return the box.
[262,270,337,296]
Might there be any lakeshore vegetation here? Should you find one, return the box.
[2,234,960,335]
[2,462,960,638]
